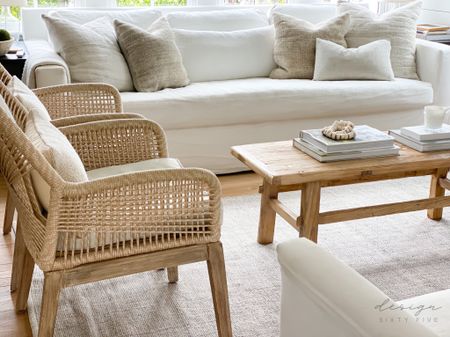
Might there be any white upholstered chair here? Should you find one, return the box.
[277,238,450,337]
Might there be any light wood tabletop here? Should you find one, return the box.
[231,140,450,243]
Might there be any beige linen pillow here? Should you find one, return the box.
[25,111,88,209]
[114,18,189,92]
[313,39,395,81]
[270,12,350,79]
[42,15,134,92]
[8,76,51,122]
[338,1,422,79]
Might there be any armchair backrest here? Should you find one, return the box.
[0,63,12,86]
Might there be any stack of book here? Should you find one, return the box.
[417,24,450,43]
[389,125,450,152]
[293,125,399,162]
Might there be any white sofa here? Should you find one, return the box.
[277,238,450,337]
[22,5,450,173]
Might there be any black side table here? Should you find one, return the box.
[0,40,27,78]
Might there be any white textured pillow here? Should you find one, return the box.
[313,39,395,81]
[174,26,276,83]
[42,15,134,92]
[270,4,337,24]
[166,9,268,31]
[114,18,189,92]
[49,9,161,28]
[338,1,422,79]
[26,113,88,209]
[8,76,51,121]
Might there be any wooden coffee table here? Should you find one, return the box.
[231,141,450,244]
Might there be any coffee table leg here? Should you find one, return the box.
[300,182,321,243]
[427,168,449,220]
[258,181,278,244]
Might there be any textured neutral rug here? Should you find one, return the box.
[28,176,450,337]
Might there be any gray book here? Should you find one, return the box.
[299,125,394,153]
[389,129,450,152]
[293,138,399,162]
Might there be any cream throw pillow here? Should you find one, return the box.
[26,112,88,210]
[42,15,134,92]
[270,12,350,79]
[8,76,51,121]
[114,18,189,92]
[313,39,395,81]
[338,1,422,79]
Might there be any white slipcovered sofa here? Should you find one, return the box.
[22,5,450,173]
[277,238,450,337]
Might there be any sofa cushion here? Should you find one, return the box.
[166,9,268,31]
[121,78,433,130]
[338,1,421,80]
[398,289,450,337]
[43,15,134,91]
[313,39,395,81]
[49,8,161,28]
[174,26,276,83]
[114,18,189,92]
[270,4,337,24]
[270,12,350,79]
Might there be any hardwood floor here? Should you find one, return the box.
[0,172,261,337]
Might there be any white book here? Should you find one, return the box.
[293,138,400,163]
[299,125,394,154]
[389,129,450,152]
[401,124,450,141]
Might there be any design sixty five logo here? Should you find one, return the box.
[375,298,442,323]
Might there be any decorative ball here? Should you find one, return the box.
[322,120,356,140]
[0,29,11,42]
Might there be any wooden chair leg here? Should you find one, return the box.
[167,266,179,283]
[3,192,15,235]
[38,271,63,337]
[15,244,35,312]
[207,242,232,337]
[10,219,25,292]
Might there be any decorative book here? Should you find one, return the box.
[389,129,450,152]
[299,125,394,153]
[400,124,450,142]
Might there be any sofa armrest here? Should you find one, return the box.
[416,39,450,106]
[277,238,438,337]
[23,40,70,88]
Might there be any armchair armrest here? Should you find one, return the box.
[277,238,438,337]
[47,168,222,269]
[416,39,450,106]
[59,118,168,171]
[23,40,70,88]
[34,83,123,119]
[52,112,144,128]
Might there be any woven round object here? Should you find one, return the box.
[322,120,355,140]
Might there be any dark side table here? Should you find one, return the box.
[0,40,27,78]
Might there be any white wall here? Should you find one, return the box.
[420,0,450,25]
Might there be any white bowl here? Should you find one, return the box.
[0,38,14,56]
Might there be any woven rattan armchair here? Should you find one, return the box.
[0,82,232,336]
[0,64,136,236]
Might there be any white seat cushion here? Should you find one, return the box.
[87,158,182,181]
[120,78,433,130]
[399,289,450,337]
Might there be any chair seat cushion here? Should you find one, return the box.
[120,77,433,130]
[86,158,183,181]
[398,289,450,337]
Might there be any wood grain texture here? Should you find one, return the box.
[300,182,321,243]
[427,168,449,220]
[258,181,279,244]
